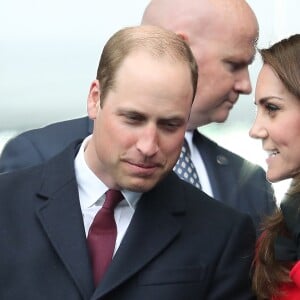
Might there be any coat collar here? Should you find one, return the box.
[35,141,94,300]
[35,142,187,299]
[192,130,230,202]
[87,117,93,134]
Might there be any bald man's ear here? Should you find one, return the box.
[176,32,190,43]
[87,80,101,120]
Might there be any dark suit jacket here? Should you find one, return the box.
[0,141,256,299]
[0,117,92,172]
[193,130,276,230]
[0,116,276,231]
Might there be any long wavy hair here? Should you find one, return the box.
[252,34,300,299]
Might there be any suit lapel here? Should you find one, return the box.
[35,142,94,300]
[92,173,185,299]
[86,117,93,134]
[34,142,186,299]
[193,130,234,204]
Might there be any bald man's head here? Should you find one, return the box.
[142,0,259,129]
[142,0,258,40]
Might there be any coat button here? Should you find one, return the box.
[216,155,228,165]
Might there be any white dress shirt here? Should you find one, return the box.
[185,131,214,197]
[74,136,142,255]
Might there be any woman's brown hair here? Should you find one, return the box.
[252,34,300,299]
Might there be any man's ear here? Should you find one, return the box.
[87,80,101,120]
[176,32,189,43]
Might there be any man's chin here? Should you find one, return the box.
[213,110,231,123]
[121,178,161,193]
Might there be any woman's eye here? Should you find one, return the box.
[265,103,279,113]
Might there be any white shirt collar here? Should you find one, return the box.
[184,130,214,197]
[184,131,194,151]
[74,135,141,210]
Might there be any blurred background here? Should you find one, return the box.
[1,0,299,201]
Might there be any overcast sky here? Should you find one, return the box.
[1,0,299,131]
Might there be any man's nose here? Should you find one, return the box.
[136,126,159,157]
[235,68,252,95]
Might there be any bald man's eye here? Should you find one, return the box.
[225,61,246,73]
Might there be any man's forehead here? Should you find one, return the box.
[212,0,259,41]
[208,28,256,61]
[225,42,256,64]
[217,17,257,55]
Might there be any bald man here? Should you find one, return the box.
[143,0,257,128]
[0,0,276,232]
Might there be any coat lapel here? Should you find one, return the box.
[92,173,185,299]
[87,117,93,134]
[193,130,234,204]
[35,142,94,300]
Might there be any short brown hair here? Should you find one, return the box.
[96,25,198,106]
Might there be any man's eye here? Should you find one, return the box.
[229,62,241,72]
[160,121,181,132]
[128,116,139,121]
[226,61,246,72]
[166,123,177,128]
[125,114,144,123]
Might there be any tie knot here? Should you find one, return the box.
[173,137,202,189]
[103,189,123,210]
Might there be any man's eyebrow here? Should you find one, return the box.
[117,108,145,116]
[225,52,256,65]
[240,53,256,66]
[158,116,186,122]
[248,54,255,65]
[246,54,256,65]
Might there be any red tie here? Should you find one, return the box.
[87,189,123,285]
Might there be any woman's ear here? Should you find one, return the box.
[87,80,101,120]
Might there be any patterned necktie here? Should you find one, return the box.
[173,139,202,189]
[87,189,123,285]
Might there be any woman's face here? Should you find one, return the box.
[249,64,300,182]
